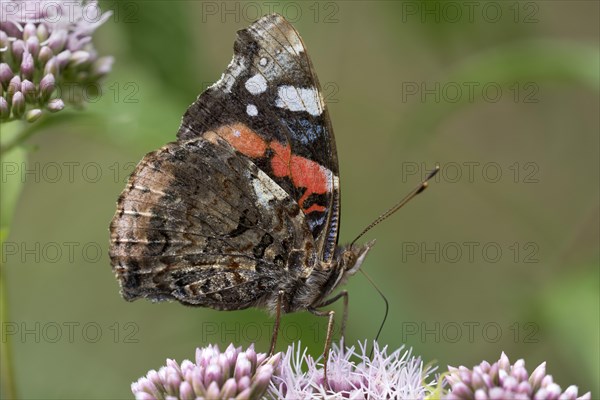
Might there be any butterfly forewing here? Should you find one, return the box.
[177,14,341,263]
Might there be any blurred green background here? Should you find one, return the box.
[1,1,598,398]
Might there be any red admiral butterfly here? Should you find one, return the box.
[109,13,437,386]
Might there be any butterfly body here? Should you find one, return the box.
[109,14,373,317]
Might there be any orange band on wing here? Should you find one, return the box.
[269,140,292,177]
[212,123,331,215]
[303,203,327,214]
[270,141,330,214]
[214,123,268,158]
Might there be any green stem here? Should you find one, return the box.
[0,123,26,399]
[0,119,43,156]
[0,258,18,400]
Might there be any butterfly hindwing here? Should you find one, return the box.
[177,14,340,263]
[109,134,316,309]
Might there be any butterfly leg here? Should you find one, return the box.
[308,307,336,390]
[316,290,348,338]
[269,290,284,356]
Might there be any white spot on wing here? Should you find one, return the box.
[252,179,273,208]
[259,57,268,66]
[286,32,305,54]
[210,56,246,94]
[245,74,268,95]
[122,210,153,217]
[275,86,323,116]
[325,166,334,189]
[246,104,258,117]
[250,169,288,209]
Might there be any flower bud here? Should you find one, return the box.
[47,30,68,53]
[69,50,92,67]
[90,56,114,79]
[234,355,251,381]
[26,108,43,122]
[11,40,26,65]
[38,46,54,65]
[47,98,65,113]
[220,378,237,399]
[237,376,251,392]
[204,382,220,399]
[528,361,546,392]
[23,23,37,41]
[21,79,36,103]
[26,36,40,58]
[37,23,49,42]
[499,352,510,371]
[252,364,274,396]
[7,75,21,100]
[44,57,59,76]
[11,91,25,117]
[56,50,72,69]
[0,63,14,90]
[0,97,9,119]
[0,31,8,51]
[39,74,56,101]
[21,53,35,80]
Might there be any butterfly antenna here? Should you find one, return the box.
[350,165,440,248]
[359,269,388,358]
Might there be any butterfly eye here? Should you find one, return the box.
[344,241,376,275]
[342,249,357,270]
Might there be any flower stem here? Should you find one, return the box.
[0,255,18,399]
[0,122,26,399]
[0,119,42,156]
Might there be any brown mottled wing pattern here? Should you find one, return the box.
[178,14,341,263]
[109,134,315,309]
